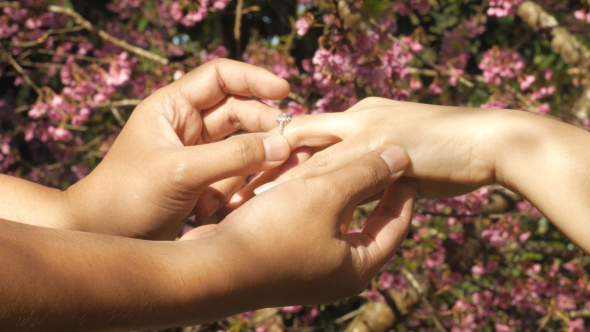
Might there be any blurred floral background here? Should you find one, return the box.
[1,0,590,331]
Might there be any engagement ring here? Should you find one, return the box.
[276,113,291,136]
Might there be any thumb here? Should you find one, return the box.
[307,146,410,218]
[182,133,291,189]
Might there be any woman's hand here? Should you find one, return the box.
[181,146,418,308]
[216,97,499,212]
[219,97,590,254]
[63,59,292,239]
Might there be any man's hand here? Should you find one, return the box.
[181,146,418,307]
[64,59,291,239]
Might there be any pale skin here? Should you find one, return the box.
[209,98,590,254]
[0,60,417,331]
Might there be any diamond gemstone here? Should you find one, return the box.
[276,113,291,124]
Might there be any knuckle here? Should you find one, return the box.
[161,151,193,188]
[359,162,384,188]
[229,136,262,167]
[308,152,331,170]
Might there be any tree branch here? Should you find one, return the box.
[0,2,169,65]
[517,1,590,123]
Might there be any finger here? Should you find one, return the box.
[233,147,315,207]
[194,176,246,220]
[253,139,371,195]
[200,96,283,142]
[173,59,290,110]
[348,177,419,266]
[307,146,410,222]
[179,133,290,190]
[280,112,353,149]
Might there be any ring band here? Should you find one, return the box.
[276,113,291,136]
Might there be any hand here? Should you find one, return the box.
[230,97,501,203]
[64,59,292,239]
[181,146,419,307]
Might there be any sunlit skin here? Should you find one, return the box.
[0,60,418,331]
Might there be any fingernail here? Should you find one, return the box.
[263,135,290,162]
[254,182,276,195]
[380,146,408,173]
[207,199,220,217]
[227,194,243,207]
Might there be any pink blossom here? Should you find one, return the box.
[411,0,431,13]
[487,0,523,17]
[471,264,486,275]
[25,17,42,30]
[0,21,19,38]
[427,82,442,95]
[281,306,303,313]
[212,0,232,10]
[77,41,93,55]
[296,17,311,36]
[181,7,208,27]
[518,231,531,243]
[494,323,511,332]
[401,36,423,53]
[519,74,536,90]
[573,9,586,21]
[170,3,184,21]
[479,47,525,85]
[48,127,73,142]
[480,99,510,109]
[568,318,585,332]
[24,123,36,142]
[448,232,464,244]
[287,102,307,117]
[105,52,134,87]
[448,68,464,87]
[563,261,577,272]
[536,103,551,114]
[543,69,553,81]
[410,78,423,91]
[4,7,29,22]
[531,86,555,100]
[556,294,576,310]
[173,70,184,81]
[425,251,445,268]
[527,264,542,274]
[367,288,385,302]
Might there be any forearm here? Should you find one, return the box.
[0,218,256,331]
[0,174,73,229]
[493,110,590,252]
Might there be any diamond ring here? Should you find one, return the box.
[276,112,291,136]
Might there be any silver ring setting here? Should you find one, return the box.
[276,113,291,136]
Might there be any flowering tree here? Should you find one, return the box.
[1,0,589,331]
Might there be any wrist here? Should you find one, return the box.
[490,109,547,190]
[171,231,269,325]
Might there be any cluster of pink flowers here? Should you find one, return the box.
[0,135,14,173]
[573,8,590,23]
[479,47,525,85]
[487,0,524,17]
[3,1,589,330]
[394,0,432,16]
[243,42,297,80]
